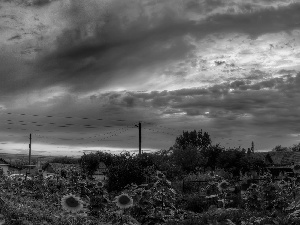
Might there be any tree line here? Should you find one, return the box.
[66,130,265,192]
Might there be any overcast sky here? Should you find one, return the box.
[1,0,300,156]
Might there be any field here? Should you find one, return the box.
[2,169,300,225]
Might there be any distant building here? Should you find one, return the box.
[0,158,10,175]
[43,163,80,177]
[0,158,23,175]
[92,162,108,181]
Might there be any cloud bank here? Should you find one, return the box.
[0,0,300,155]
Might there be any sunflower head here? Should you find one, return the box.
[16,176,24,184]
[217,180,230,192]
[250,183,259,190]
[156,170,166,180]
[96,181,104,188]
[277,180,288,188]
[61,194,83,213]
[114,193,133,209]
[294,165,300,173]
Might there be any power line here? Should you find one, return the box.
[145,128,178,136]
[1,111,135,124]
[32,126,133,142]
[1,110,189,135]
[0,111,189,151]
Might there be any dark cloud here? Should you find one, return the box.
[37,14,195,92]
[1,1,299,97]
[89,72,300,136]
[2,69,300,151]
[18,1,298,94]
[15,0,58,6]
[29,0,56,6]
[0,53,39,98]
[7,34,21,41]
[1,0,300,153]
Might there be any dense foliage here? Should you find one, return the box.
[2,129,299,224]
[173,130,211,151]
[272,143,300,152]
[2,169,300,224]
[106,152,156,192]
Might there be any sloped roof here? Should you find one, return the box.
[98,162,107,169]
[93,162,108,175]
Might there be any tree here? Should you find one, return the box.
[173,130,211,151]
[216,148,266,176]
[290,143,300,152]
[80,153,101,176]
[172,145,207,173]
[95,151,115,167]
[106,152,155,192]
[201,144,224,170]
[247,148,252,155]
[272,145,289,152]
[216,149,248,176]
[151,149,183,180]
[251,141,255,153]
[265,153,274,165]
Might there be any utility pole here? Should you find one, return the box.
[135,122,142,155]
[29,133,32,174]
[139,122,141,155]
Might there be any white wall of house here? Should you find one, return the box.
[0,165,9,175]
[92,174,107,181]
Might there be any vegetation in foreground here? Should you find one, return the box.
[1,129,300,224]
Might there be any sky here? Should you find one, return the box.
[0,0,300,157]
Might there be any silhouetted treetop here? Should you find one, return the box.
[173,129,211,151]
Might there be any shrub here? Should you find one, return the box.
[182,193,210,213]
[107,152,155,192]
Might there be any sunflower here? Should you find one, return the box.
[96,181,104,188]
[16,176,24,184]
[249,183,259,190]
[217,180,230,192]
[277,180,288,188]
[294,165,300,173]
[61,194,83,213]
[156,170,166,180]
[114,193,133,209]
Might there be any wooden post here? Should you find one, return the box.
[29,133,31,174]
[139,122,141,155]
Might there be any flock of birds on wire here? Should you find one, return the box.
[0,111,183,149]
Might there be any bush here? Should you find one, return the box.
[182,194,210,213]
[107,152,155,192]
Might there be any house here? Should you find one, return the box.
[0,158,23,175]
[92,162,108,181]
[23,165,40,176]
[0,158,10,175]
[42,163,80,177]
